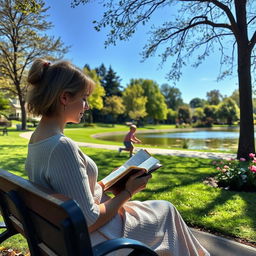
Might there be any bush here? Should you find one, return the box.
[212,154,256,192]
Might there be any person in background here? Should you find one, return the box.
[119,124,141,157]
[25,58,210,256]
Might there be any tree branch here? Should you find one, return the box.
[180,0,238,33]
[250,31,256,51]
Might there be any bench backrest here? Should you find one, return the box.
[0,168,93,256]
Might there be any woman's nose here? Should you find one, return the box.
[84,100,90,110]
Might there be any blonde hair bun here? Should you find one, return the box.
[27,58,50,86]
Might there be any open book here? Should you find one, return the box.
[100,149,162,191]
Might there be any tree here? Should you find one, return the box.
[83,67,105,121]
[230,89,240,107]
[191,107,204,123]
[0,92,9,115]
[0,0,68,130]
[103,95,125,125]
[189,98,205,108]
[160,84,183,110]
[95,63,106,81]
[177,105,190,124]
[96,65,122,98]
[217,98,240,125]
[131,79,167,123]
[122,83,147,122]
[73,0,256,159]
[203,105,218,125]
[166,108,178,124]
[206,90,223,105]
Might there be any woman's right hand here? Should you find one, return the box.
[125,169,152,196]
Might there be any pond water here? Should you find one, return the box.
[99,128,243,151]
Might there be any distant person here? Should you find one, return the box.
[25,58,209,256]
[119,124,141,157]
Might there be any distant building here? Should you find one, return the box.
[8,98,21,119]
[8,98,39,121]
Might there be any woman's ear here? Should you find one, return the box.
[59,91,71,106]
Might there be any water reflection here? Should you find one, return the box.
[99,128,243,151]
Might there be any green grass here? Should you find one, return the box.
[0,126,255,253]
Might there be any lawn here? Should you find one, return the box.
[0,126,255,254]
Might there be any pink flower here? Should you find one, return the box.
[212,161,217,165]
[240,158,246,162]
[216,167,221,170]
[252,159,256,163]
[223,165,229,169]
[249,165,256,173]
[249,153,255,159]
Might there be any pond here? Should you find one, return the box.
[98,127,242,151]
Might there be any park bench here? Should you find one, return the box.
[0,168,158,256]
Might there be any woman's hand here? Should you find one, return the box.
[125,169,152,196]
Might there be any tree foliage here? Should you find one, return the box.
[160,84,183,110]
[103,95,125,115]
[83,67,105,110]
[122,82,147,121]
[131,79,167,122]
[230,89,240,107]
[218,97,239,125]
[189,97,205,108]
[178,105,190,124]
[96,64,122,98]
[103,95,125,124]
[0,0,68,129]
[206,90,223,105]
[0,92,9,112]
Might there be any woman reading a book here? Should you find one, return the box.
[25,58,210,256]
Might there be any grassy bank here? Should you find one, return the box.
[0,126,255,253]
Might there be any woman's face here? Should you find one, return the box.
[65,91,90,124]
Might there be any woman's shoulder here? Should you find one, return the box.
[55,134,79,151]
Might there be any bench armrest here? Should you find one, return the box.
[92,238,158,256]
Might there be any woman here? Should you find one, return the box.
[25,58,210,256]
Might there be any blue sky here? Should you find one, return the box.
[44,0,238,103]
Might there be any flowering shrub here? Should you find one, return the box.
[212,153,256,192]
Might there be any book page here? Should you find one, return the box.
[123,149,151,168]
[101,165,127,185]
[137,156,159,171]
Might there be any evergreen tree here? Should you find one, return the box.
[96,65,122,98]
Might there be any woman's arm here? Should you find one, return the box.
[89,169,151,232]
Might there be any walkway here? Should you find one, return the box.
[19,131,256,255]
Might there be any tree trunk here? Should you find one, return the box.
[235,0,255,159]
[21,101,27,130]
[237,48,254,159]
